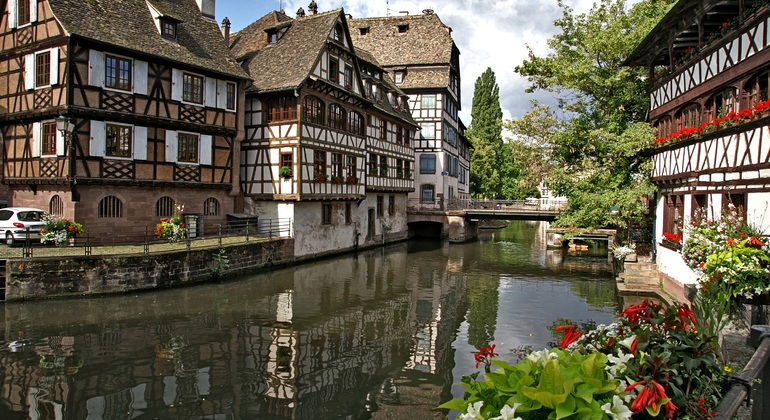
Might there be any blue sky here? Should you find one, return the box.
[216,0,613,126]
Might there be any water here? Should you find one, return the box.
[0,221,617,419]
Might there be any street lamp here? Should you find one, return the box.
[55,115,78,195]
[55,115,75,137]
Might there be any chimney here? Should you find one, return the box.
[296,7,305,18]
[308,0,318,15]
[195,0,216,19]
[221,17,231,44]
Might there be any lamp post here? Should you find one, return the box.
[55,115,77,196]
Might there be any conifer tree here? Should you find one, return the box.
[467,68,503,199]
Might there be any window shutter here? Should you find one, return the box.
[171,69,182,101]
[49,47,59,85]
[56,126,65,156]
[31,122,40,157]
[133,60,148,95]
[88,50,104,87]
[8,0,17,29]
[200,134,212,165]
[216,80,227,109]
[134,126,147,160]
[29,0,37,23]
[24,54,34,90]
[204,77,216,107]
[89,120,105,157]
[165,130,178,163]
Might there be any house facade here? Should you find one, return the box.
[348,10,471,209]
[0,0,249,238]
[626,0,770,287]
[230,6,418,257]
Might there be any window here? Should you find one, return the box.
[49,195,64,216]
[380,119,387,140]
[359,27,369,35]
[348,111,364,135]
[161,19,177,39]
[35,52,50,87]
[365,80,372,98]
[692,194,708,218]
[420,154,436,174]
[723,193,746,222]
[303,96,325,125]
[267,96,297,122]
[333,24,343,41]
[329,104,345,130]
[281,153,292,170]
[398,24,409,33]
[106,124,132,158]
[396,159,403,177]
[268,30,279,43]
[322,203,332,225]
[314,150,327,177]
[421,94,436,109]
[421,185,435,203]
[16,0,31,26]
[204,197,220,216]
[345,203,352,224]
[377,196,384,217]
[329,58,339,83]
[369,153,378,175]
[388,195,395,215]
[183,73,204,104]
[178,133,199,163]
[344,66,353,89]
[346,155,356,179]
[396,126,403,145]
[156,196,175,217]
[105,55,131,91]
[662,194,684,237]
[226,82,236,110]
[331,153,343,178]
[676,104,700,130]
[42,122,56,155]
[421,122,435,139]
[98,196,124,218]
[379,156,388,177]
[394,71,404,84]
[706,88,738,121]
[653,116,673,138]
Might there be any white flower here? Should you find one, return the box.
[601,395,633,420]
[491,403,522,420]
[606,350,634,376]
[526,349,558,365]
[619,335,637,351]
[460,401,485,420]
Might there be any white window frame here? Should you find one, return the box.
[24,48,58,90]
[89,120,147,160]
[8,0,37,29]
[88,50,147,95]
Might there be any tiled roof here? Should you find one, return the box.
[397,67,449,90]
[48,0,248,79]
[348,13,454,67]
[231,10,342,92]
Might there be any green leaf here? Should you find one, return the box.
[522,359,570,409]
[437,398,468,411]
[555,395,577,419]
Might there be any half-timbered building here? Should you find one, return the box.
[349,10,471,208]
[230,6,417,256]
[626,0,770,287]
[0,0,248,237]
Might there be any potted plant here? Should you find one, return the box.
[346,175,357,185]
[40,214,83,247]
[314,172,328,183]
[279,166,293,178]
[331,175,344,185]
[660,231,682,250]
[379,165,388,177]
[154,215,187,242]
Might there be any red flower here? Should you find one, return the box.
[474,344,499,369]
[555,325,583,349]
[627,379,677,418]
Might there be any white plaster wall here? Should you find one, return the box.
[657,246,699,286]
[747,192,770,234]
[293,201,359,257]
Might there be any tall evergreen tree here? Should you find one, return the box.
[468,68,504,198]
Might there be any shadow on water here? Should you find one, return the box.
[0,221,617,419]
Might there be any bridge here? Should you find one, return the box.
[407,199,567,242]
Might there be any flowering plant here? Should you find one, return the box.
[441,300,728,419]
[654,99,770,146]
[154,215,186,242]
[612,243,636,261]
[40,214,83,247]
[660,232,682,250]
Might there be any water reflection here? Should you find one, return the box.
[0,221,616,419]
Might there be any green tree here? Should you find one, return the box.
[509,0,675,230]
[468,68,504,198]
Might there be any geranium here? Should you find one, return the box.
[40,214,84,247]
[154,215,187,242]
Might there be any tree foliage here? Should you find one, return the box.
[468,68,504,198]
[508,0,675,229]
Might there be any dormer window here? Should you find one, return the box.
[268,30,278,44]
[161,19,177,39]
[398,24,409,33]
[333,24,343,41]
[359,27,369,35]
[394,71,404,84]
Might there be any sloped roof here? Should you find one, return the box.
[348,13,454,67]
[397,67,449,90]
[231,9,342,92]
[48,0,247,79]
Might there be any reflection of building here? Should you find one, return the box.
[0,245,467,419]
[625,1,770,293]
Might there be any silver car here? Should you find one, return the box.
[0,207,47,246]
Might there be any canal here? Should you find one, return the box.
[0,221,617,419]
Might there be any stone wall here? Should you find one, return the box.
[4,239,295,301]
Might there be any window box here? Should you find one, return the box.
[279,166,293,178]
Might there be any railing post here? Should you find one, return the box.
[22,227,32,259]
[144,226,150,254]
[218,224,222,247]
[245,220,250,242]
[751,325,770,420]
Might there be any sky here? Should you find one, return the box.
[217,0,606,127]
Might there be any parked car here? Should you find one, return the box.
[0,207,47,246]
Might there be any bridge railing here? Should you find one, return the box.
[407,198,567,212]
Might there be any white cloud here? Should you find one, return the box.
[222,0,612,125]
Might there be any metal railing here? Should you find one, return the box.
[407,198,568,212]
[714,325,770,419]
[13,218,292,258]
